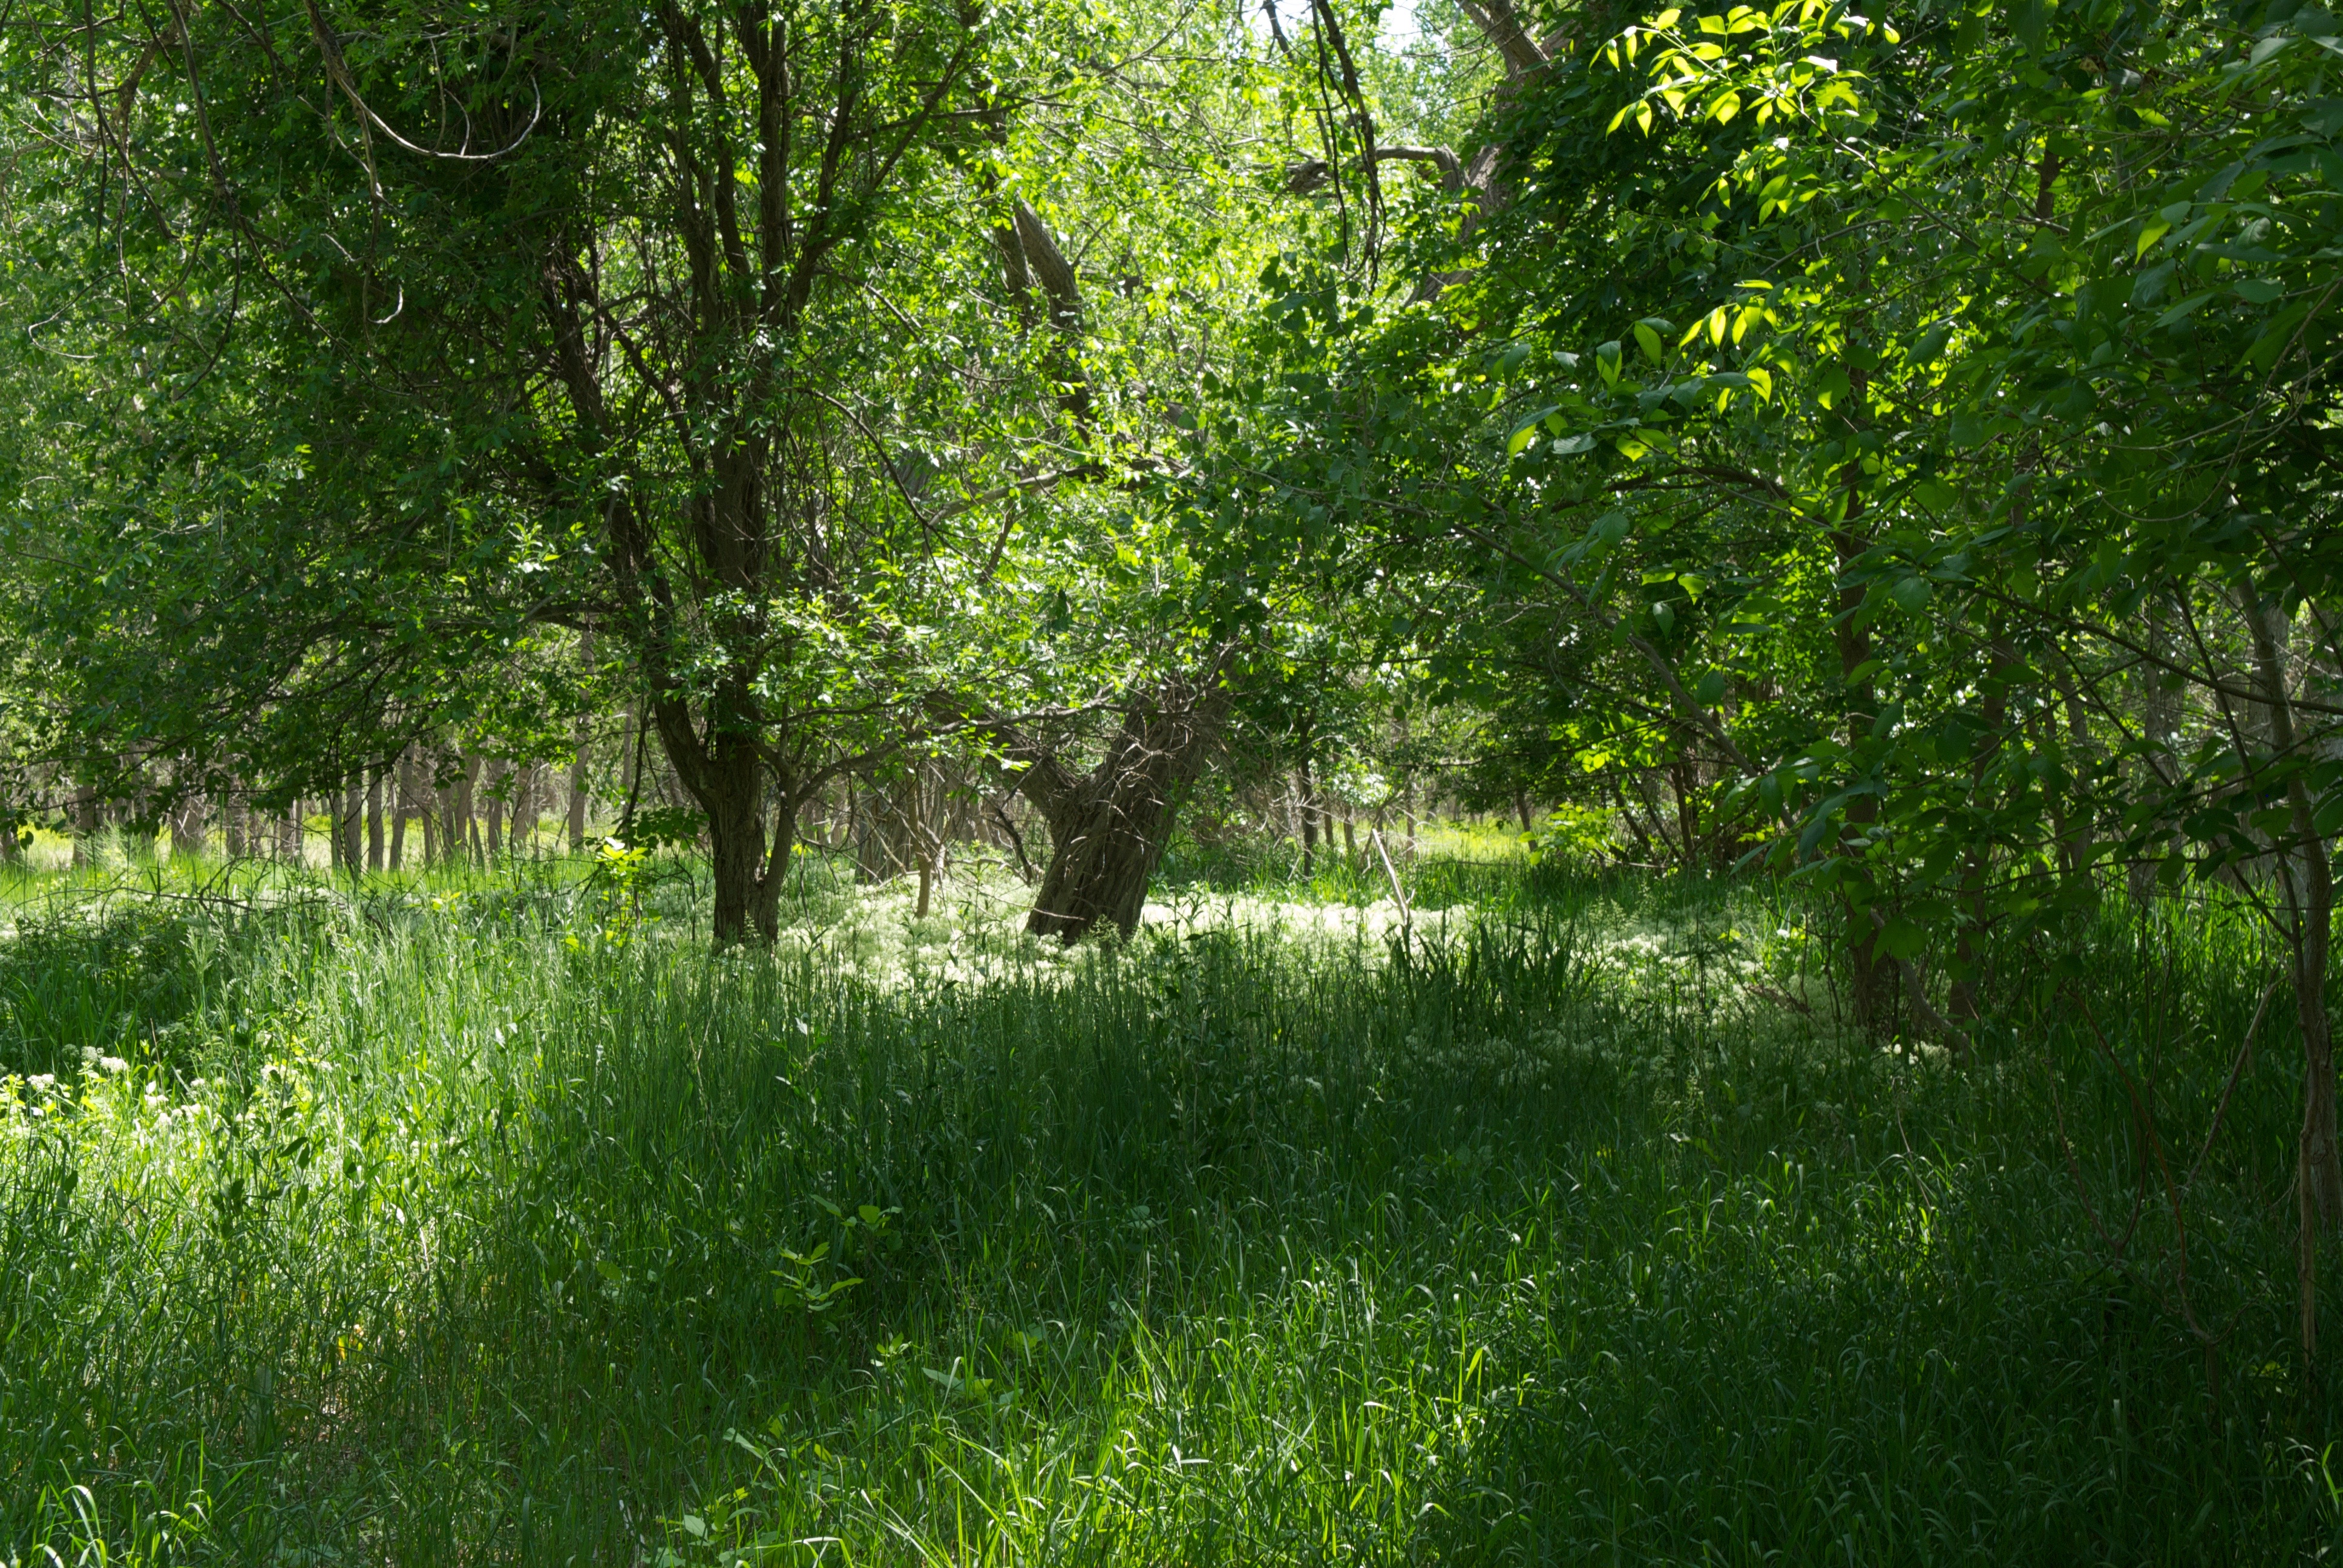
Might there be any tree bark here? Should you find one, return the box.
[1951,633,2014,1022]
[338,776,363,874]
[912,762,934,920]
[390,751,411,869]
[366,771,384,871]
[2246,592,2343,1254]
[637,687,798,946]
[1831,398,1893,1033]
[446,751,481,867]
[486,761,507,860]
[168,788,208,858]
[224,788,247,858]
[1299,762,1319,878]
[2131,595,2178,906]
[1019,687,1221,943]
[515,762,543,851]
[71,783,98,866]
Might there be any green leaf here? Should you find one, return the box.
[1633,322,1666,365]
[1507,410,1559,457]
[2152,292,2215,328]
[1874,916,1927,961]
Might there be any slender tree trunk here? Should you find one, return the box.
[1952,633,2014,1022]
[912,763,934,920]
[450,753,481,866]
[346,776,364,872]
[1671,753,1700,874]
[2246,594,2343,1280]
[486,762,507,861]
[1299,762,1319,879]
[367,773,384,871]
[2131,595,2178,906]
[390,752,411,870]
[2053,665,2096,881]
[1832,477,1893,1032]
[515,762,543,852]
[71,783,97,866]
[224,788,247,858]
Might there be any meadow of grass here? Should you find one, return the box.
[1,845,2338,1564]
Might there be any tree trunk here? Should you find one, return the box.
[643,694,795,947]
[1951,633,2014,1022]
[169,789,208,858]
[335,776,360,874]
[854,772,915,884]
[367,773,385,871]
[2053,665,2096,881]
[224,788,248,858]
[569,737,592,852]
[1021,688,1220,943]
[2246,593,2343,1269]
[390,752,411,870]
[1298,762,1319,879]
[486,762,507,860]
[1832,463,1893,1033]
[448,752,481,867]
[569,630,594,851]
[515,762,543,852]
[72,783,98,866]
[2130,595,2178,906]
[911,762,936,919]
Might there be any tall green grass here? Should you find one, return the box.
[0,861,2335,1563]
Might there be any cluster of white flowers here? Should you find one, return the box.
[766,872,1461,995]
[1587,917,1764,992]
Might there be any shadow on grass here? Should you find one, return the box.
[5,878,2341,1563]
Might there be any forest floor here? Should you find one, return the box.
[0,846,2336,1564]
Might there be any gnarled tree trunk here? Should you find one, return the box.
[1020,687,1221,943]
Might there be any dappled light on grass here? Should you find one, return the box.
[0,862,2338,1563]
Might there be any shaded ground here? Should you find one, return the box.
[0,860,2334,1563]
